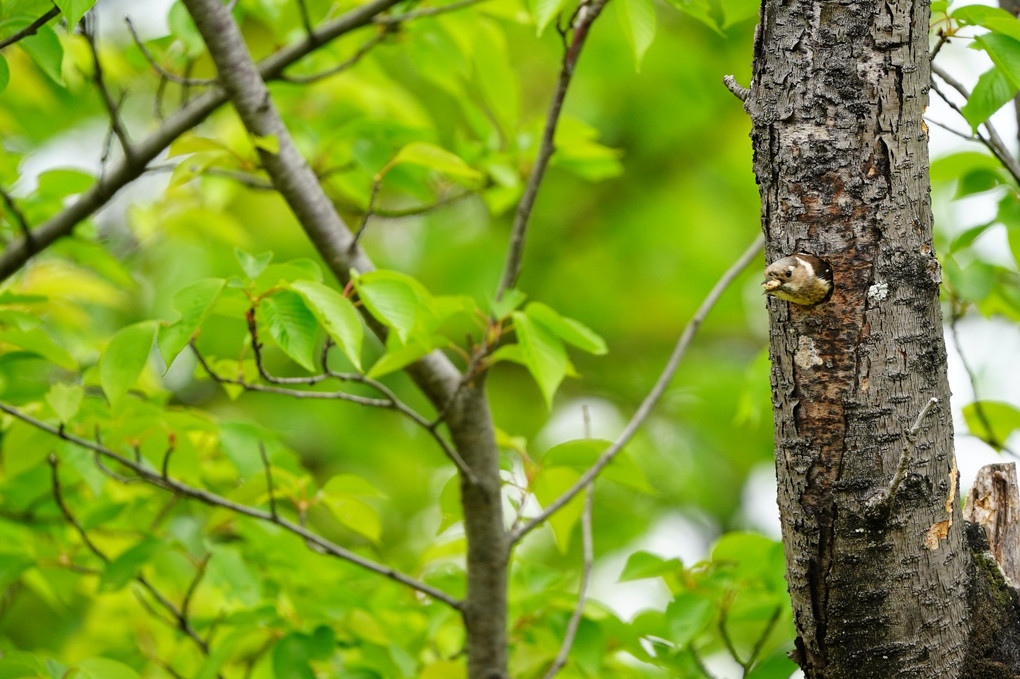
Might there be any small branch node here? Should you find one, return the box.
[722,75,750,102]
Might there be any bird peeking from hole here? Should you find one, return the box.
[762,253,833,306]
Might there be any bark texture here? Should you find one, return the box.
[965,462,1020,586]
[746,2,970,676]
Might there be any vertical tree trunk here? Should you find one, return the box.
[746,2,971,677]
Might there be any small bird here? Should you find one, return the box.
[762,253,833,306]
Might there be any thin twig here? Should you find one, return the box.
[510,234,765,545]
[689,646,719,679]
[350,175,383,249]
[259,441,278,521]
[721,75,749,102]
[867,397,940,510]
[949,313,1019,456]
[125,18,217,86]
[541,487,594,679]
[9,403,461,610]
[282,30,387,84]
[243,315,479,483]
[48,454,215,658]
[84,15,134,161]
[296,0,315,38]
[374,0,491,24]
[925,116,977,143]
[495,0,612,300]
[742,606,782,677]
[0,186,32,244]
[0,7,60,50]
[931,64,1020,185]
[180,554,211,621]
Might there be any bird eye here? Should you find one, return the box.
[785,269,793,278]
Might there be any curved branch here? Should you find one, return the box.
[3,403,462,610]
[0,7,60,51]
[495,0,611,300]
[0,0,405,282]
[509,234,765,545]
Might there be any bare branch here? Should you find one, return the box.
[83,15,135,161]
[540,487,594,679]
[495,0,611,300]
[47,454,215,659]
[948,312,1019,456]
[125,17,217,86]
[931,64,1020,185]
[0,7,60,51]
[722,74,749,102]
[867,397,940,511]
[374,0,492,24]
[510,233,765,545]
[351,174,383,250]
[258,442,278,521]
[0,186,32,244]
[6,403,462,609]
[0,0,406,282]
[281,28,385,84]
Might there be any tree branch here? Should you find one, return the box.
[0,0,406,282]
[48,454,215,661]
[0,186,32,244]
[509,233,765,545]
[0,7,60,51]
[125,17,217,86]
[931,64,1020,185]
[495,0,611,299]
[84,15,135,162]
[540,487,594,679]
[3,403,462,610]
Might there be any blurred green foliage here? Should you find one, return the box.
[8,0,1019,677]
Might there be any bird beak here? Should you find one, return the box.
[762,279,782,292]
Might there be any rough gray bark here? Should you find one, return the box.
[746,1,971,676]
[179,1,507,677]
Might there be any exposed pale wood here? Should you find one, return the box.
[965,463,1020,586]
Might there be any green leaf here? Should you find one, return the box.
[0,55,8,96]
[721,0,758,28]
[954,5,1020,43]
[2,421,51,478]
[666,592,714,645]
[529,0,569,35]
[531,466,583,553]
[53,0,96,29]
[975,34,1020,92]
[366,336,431,379]
[663,0,723,36]
[745,649,799,679]
[0,328,76,370]
[619,550,683,582]
[99,538,163,592]
[308,625,336,660]
[525,302,607,355]
[261,290,318,371]
[512,310,567,408]
[158,278,226,366]
[962,68,1016,132]
[963,400,1020,447]
[289,280,363,371]
[320,491,382,543]
[70,658,140,679]
[616,0,657,70]
[491,289,526,319]
[253,134,280,154]
[352,271,421,343]
[45,382,83,422]
[36,169,93,197]
[392,142,482,181]
[100,321,157,406]
[18,23,63,84]
[541,438,653,492]
[273,634,316,679]
[236,249,273,279]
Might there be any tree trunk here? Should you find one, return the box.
[746,2,971,676]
